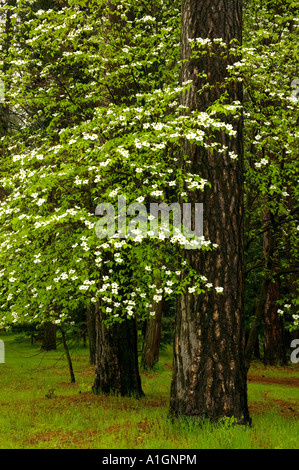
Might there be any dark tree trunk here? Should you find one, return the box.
[170,0,250,424]
[93,302,144,398]
[245,276,270,370]
[141,298,165,370]
[87,305,97,365]
[264,278,287,365]
[41,322,57,351]
[60,327,75,383]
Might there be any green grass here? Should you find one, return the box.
[0,332,298,449]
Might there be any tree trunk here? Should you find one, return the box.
[93,302,144,398]
[170,0,250,424]
[41,322,57,351]
[264,278,287,365]
[245,276,270,370]
[87,305,97,365]
[141,298,164,370]
[60,327,75,383]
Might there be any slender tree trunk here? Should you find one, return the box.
[41,322,57,351]
[264,278,287,365]
[245,276,270,370]
[87,305,97,365]
[170,0,250,424]
[93,302,144,398]
[60,327,75,383]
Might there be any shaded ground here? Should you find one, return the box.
[0,335,298,449]
[247,374,299,388]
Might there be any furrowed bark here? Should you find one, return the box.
[170,0,250,424]
[93,302,144,398]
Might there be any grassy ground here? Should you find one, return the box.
[0,332,298,449]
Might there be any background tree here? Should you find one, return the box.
[242,0,299,368]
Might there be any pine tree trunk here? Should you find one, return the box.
[170,0,250,423]
[93,302,144,398]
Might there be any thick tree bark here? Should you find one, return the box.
[170,0,250,423]
[93,302,144,398]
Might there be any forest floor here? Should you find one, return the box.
[0,332,298,449]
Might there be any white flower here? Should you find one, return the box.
[151,190,163,197]
[145,266,151,271]
[36,198,46,206]
[215,286,224,293]
[164,287,173,295]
